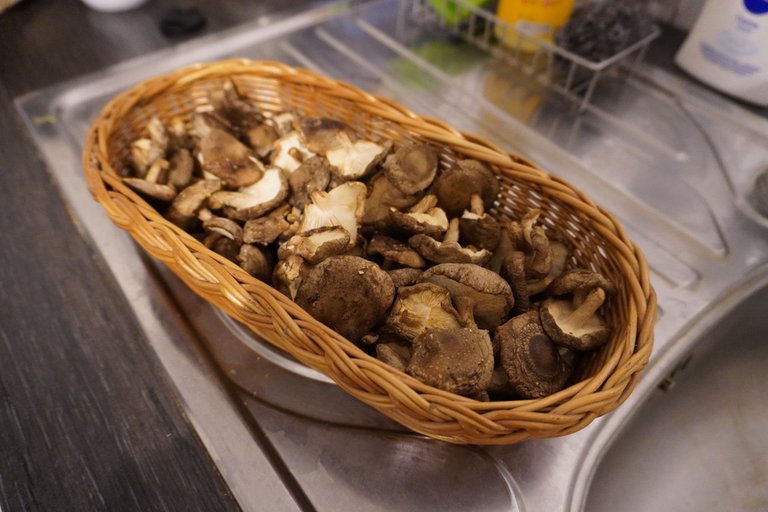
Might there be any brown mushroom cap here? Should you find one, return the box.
[547,269,616,297]
[409,218,492,266]
[496,310,572,399]
[375,342,412,373]
[540,287,611,351]
[166,178,222,229]
[192,113,264,187]
[363,173,422,228]
[298,117,357,154]
[502,251,530,315]
[200,209,243,243]
[527,240,570,296]
[243,204,293,245]
[237,244,273,283]
[287,156,332,209]
[278,226,351,265]
[385,283,461,341]
[418,263,514,329]
[368,235,426,269]
[387,268,423,288]
[406,327,494,395]
[246,123,279,159]
[432,159,500,217]
[123,177,176,202]
[383,143,438,195]
[167,149,195,190]
[388,195,449,238]
[294,255,395,343]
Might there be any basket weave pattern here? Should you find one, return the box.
[83,59,656,444]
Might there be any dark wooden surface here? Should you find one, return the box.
[0,0,321,510]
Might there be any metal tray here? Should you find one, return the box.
[16,0,768,510]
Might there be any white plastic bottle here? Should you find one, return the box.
[675,0,768,106]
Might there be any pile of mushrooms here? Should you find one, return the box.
[122,81,616,401]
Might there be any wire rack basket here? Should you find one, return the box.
[407,0,661,110]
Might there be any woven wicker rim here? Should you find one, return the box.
[82,59,656,445]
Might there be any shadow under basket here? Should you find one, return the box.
[82,58,656,445]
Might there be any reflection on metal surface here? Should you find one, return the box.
[16,0,768,510]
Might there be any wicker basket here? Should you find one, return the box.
[82,59,656,445]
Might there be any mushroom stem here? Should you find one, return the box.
[469,193,484,216]
[453,295,478,329]
[444,218,460,244]
[565,288,606,327]
[409,194,438,214]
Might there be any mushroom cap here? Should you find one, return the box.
[201,212,243,243]
[383,143,438,195]
[287,156,332,209]
[123,178,177,202]
[389,207,449,238]
[278,226,351,265]
[294,255,395,343]
[540,292,611,351]
[387,268,423,288]
[502,251,530,315]
[368,235,426,269]
[363,173,421,228]
[409,234,492,266]
[406,327,494,395]
[547,269,616,296]
[459,211,501,251]
[432,159,500,217]
[375,342,412,373]
[527,240,570,296]
[193,113,264,187]
[166,178,222,228]
[419,263,514,329]
[299,117,357,154]
[246,123,279,159]
[385,283,461,341]
[237,244,273,283]
[167,149,195,190]
[243,203,293,245]
[209,167,289,221]
[496,310,572,399]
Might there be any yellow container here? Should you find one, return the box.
[495,0,574,52]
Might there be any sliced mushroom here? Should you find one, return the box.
[419,262,514,330]
[363,173,422,228]
[124,158,176,201]
[496,309,572,399]
[246,123,279,159]
[192,113,264,187]
[272,254,309,300]
[238,244,273,283]
[368,235,426,269]
[277,226,351,265]
[271,131,315,174]
[385,283,461,341]
[375,342,412,373]
[166,178,222,229]
[242,203,293,245]
[269,112,296,137]
[387,268,423,288]
[547,269,616,299]
[382,143,438,195]
[167,149,195,190]
[210,80,263,134]
[432,159,500,217]
[130,117,168,176]
[199,208,243,242]
[388,194,449,238]
[297,181,366,247]
[209,167,289,221]
[460,193,501,251]
[299,117,357,154]
[294,255,395,343]
[406,326,494,395]
[326,132,391,182]
[540,287,611,351]
[287,156,332,209]
[409,218,491,265]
